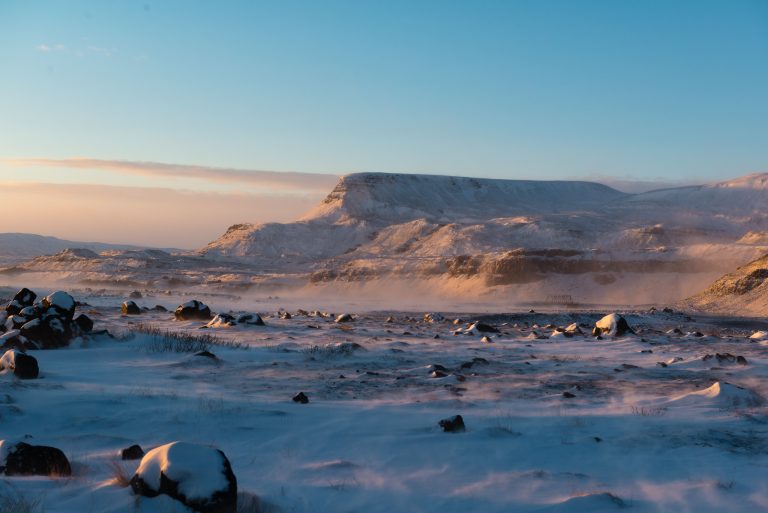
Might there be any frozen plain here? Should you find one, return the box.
[2,290,768,513]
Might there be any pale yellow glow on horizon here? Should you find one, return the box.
[0,181,325,248]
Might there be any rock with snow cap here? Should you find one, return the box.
[0,349,39,379]
[335,313,355,323]
[122,301,142,315]
[174,300,212,321]
[129,441,237,513]
[42,291,76,320]
[593,313,634,337]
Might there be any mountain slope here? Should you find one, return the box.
[684,252,768,315]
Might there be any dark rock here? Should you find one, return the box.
[335,313,354,323]
[439,415,465,433]
[20,317,71,349]
[703,353,749,365]
[1,441,71,476]
[563,391,576,398]
[121,444,145,460]
[122,301,142,315]
[174,300,212,321]
[237,313,265,326]
[153,305,168,312]
[74,314,94,333]
[292,392,309,404]
[279,311,292,320]
[194,350,217,359]
[5,288,37,315]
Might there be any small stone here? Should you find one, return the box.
[438,415,465,433]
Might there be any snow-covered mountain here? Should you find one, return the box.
[195,172,768,303]
[4,172,767,304]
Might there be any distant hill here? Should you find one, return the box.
[0,233,178,266]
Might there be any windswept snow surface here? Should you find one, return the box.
[2,294,768,512]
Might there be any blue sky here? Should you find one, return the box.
[0,1,766,246]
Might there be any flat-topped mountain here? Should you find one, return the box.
[5,172,768,304]
[299,172,628,224]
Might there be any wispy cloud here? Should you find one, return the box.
[35,43,115,58]
[4,157,340,194]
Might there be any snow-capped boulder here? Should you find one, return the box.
[206,312,265,328]
[4,288,37,315]
[122,301,141,315]
[749,330,768,341]
[42,291,76,320]
[0,349,39,379]
[174,300,212,321]
[207,313,236,328]
[593,313,634,337]
[335,313,354,323]
[565,323,584,335]
[129,441,237,513]
[467,321,500,333]
[0,441,71,476]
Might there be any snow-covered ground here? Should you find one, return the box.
[3,291,768,512]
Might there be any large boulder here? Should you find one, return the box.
[4,288,37,315]
[593,313,634,337]
[175,300,212,321]
[0,349,39,379]
[42,291,77,321]
[0,441,71,476]
[20,317,71,349]
[129,442,237,513]
[122,301,142,315]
